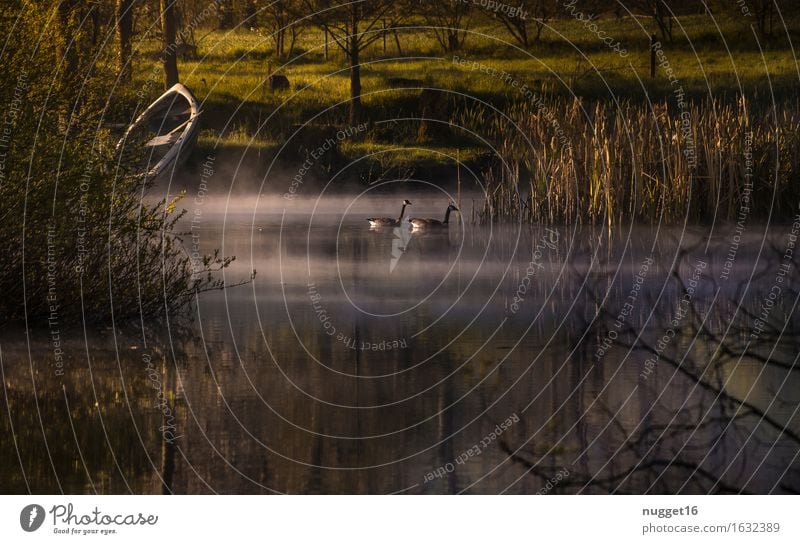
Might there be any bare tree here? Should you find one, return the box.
[750,0,777,38]
[627,0,708,43]
[711,0,787,39]
[291,0,403,124]
[261,0,304,60]
[500,245,800,493]
[494,0,556,49]
[160,0,179,87]
[637,0,674,42]
[116,0,135,81]
[419,0,472,53]
[708,0,800,40]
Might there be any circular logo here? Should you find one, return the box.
[20,504,45,532]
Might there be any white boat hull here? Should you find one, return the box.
[118,83,201,180]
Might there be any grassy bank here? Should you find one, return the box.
[130,14,800,149]
[461,97,800,226]
[124,12,800,223]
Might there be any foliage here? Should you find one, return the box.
[459,96,800,226]
[493,0,557,48]
[0,1,242,327]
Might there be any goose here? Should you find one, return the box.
[409,203,459,229]
[367,199,412,227]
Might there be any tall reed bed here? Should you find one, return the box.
[457,97,800,226]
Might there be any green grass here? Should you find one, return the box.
[129,14,800,160]
[341,142,485,168]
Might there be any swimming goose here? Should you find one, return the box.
[409,203,459,229]
[367,199,412,227]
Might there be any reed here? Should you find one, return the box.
[458,97,800,225]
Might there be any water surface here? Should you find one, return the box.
[2,196,799,494]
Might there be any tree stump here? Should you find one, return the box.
[417,89,449,143]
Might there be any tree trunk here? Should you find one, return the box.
[217,0,233,29]
[287,27,298,60]
[160,0,179,88]
[448,32,459,52]
[757,2,774,38]
[56,0,79,90]
[90,7,101,45]
[393,28,402,56]
[653,3,673,42]
[348,4,362,124]
[349,45,362,125]
[116,0,134,82]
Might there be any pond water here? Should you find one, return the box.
[2,194,799,494]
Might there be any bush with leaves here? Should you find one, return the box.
[0,2,247,327]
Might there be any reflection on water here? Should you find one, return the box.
[2,206,799,493]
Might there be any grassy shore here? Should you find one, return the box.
[126,13,800,224]
[129,14,800,153]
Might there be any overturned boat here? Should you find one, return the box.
[118,83,201,180]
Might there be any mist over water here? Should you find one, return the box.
[2,187,799,494]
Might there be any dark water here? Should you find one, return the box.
[2,196,799,494]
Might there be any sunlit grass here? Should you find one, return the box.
[342,141,484,167]
[130,14,800,152]
[462,95,800,225]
